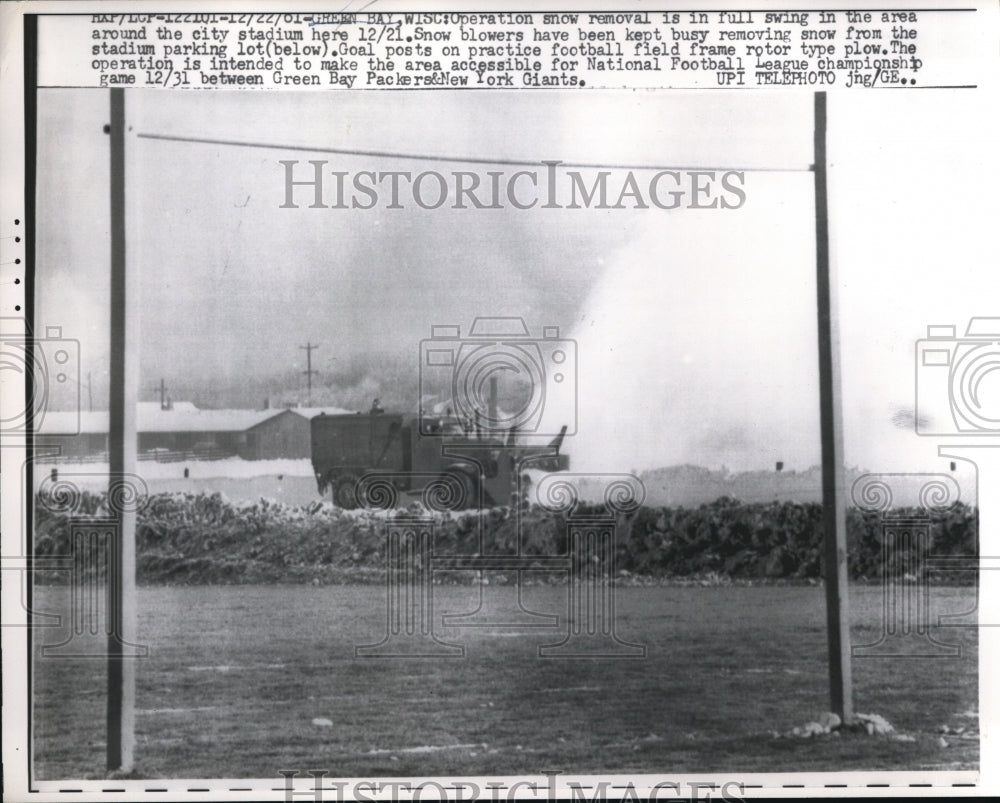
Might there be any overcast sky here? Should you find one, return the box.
[35,88,999,477]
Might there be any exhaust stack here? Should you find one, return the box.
[548,425,567,454]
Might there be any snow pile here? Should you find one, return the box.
[774,712,899,739]
[38,458,316,483]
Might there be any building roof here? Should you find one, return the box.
[286,406,353,420]
[240,406,355,430]
[140,407,280,433]
[38,402,288,435]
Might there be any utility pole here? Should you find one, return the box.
[299,343,318,406]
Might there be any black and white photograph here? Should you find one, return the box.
[1,2,998,800]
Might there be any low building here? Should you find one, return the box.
[35,411,109,459]
[36,402,350,461]
[242,408,312,460]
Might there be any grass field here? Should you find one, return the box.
[31,582,978,779]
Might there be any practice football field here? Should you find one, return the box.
[31,583,978,779]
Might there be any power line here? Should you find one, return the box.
[152,378,169,410]
[66,370,97,412]
[135,131,813,173]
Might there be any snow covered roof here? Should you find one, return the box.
[287,406,353,420]
[139,407,280,433]
[37,402,288,435]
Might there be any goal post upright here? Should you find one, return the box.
[106,86,138,773]
[813,90,854,724]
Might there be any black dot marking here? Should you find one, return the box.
[406,36,412,42]
[15,258,20,264]
[15,236,20,242]
[580,80,586,87]
[103,124,111,134]
[15,305,21,311]
[15,278,20,285]
[14,219,19,225]
[911,78,917,85]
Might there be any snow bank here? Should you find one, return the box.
[40,457,316,483]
